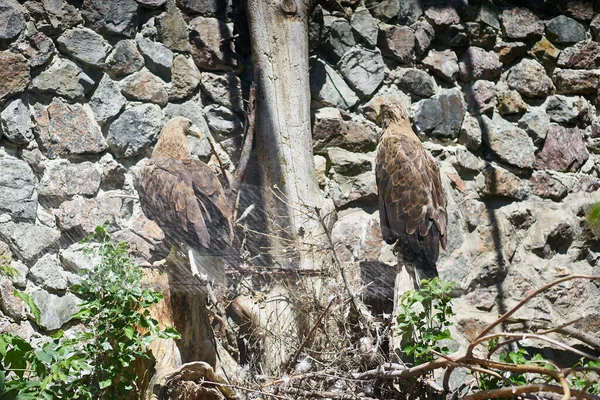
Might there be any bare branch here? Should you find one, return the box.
[471,275,600,352]
[460,384,600,400]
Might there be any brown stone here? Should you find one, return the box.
[535,125,589,172]
[482,165,529,200]
[169,54,201,101]
[33,98,107,159]
[120,69,168,106]
[507,58,554,98]
[458,47,501,82]
[561,0,594,21]
[494,41,527,63]
[497,90,528,116]
[0,51,29,104]
[557,42,600,69]
[466,80,496,115]
[312,109,378,153]
[424,5,460,27]
[378,24,415,64]
[189,16,238,72]
[456,317,489,342]
[553,69,600,95]
[500,7,544,40]
[529,37,560,68]
[530,171,568,201]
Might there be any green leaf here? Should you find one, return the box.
[124,326,134,340]
[99,379,112,389]
[13,291,41,325]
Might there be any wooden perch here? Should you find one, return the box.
[231,83,257,196]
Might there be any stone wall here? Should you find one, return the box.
[0,0,599,357]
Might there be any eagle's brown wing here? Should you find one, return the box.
[376,131,447,269]
[135,157,233,253]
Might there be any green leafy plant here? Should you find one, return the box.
[569,359,600,395]
[395,277,455,364]
[0,224,179,400]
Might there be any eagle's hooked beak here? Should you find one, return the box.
[188,123,203,139]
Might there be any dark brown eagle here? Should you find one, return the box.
[376,102,447,278]
[135,116,234,284]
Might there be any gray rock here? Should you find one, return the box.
[23,0,82,37]
[507,58,554,98]
[169,54,201,101]
[518,109,550,145]
[477,0,500,29]
[312,107,378,153]
[546,15,586,45]
[135,0,166,7]
[189,16,237,72]
[591,14,600,41]
[458,47,501,82]
[413,20,435,56]
[329,170,377,208]
[31,58,94,101]
[28,286,79,331]
[398,0,423,25]
[97,153,126,190]
[0,51,29,104]
[535,125,588,172]
[136,35,173,81]
[29,253,67,292]
[105,39,145,78]
[322,19,355,63]
[424,5,460,27]
[350,7,378,48]
[89,74,127,125]
[395,68,436,98]
[107,103,163,158]
[415,88,465,139]
[0,98,33,144]
[155,0,189,52]
[200,72,243,112]
[378,24,415,64]
[459,113,482,151]
[57,27,110,67]
[60,242,101,272]
[544,95,577,124]
[0,220,60,262]
[553,69,599,95]
[203,104,243,137]
[309,57,359,110]
[365,0,399,21]
[33,98,107,159]
[466,22,496,49]
[327,147,373,176]
[438,23,469,48]
[119,69,168,106]
[16,32,55,69]
[466,80,496,115]
[338,46,384,98]
[38,160,101,200]
[0,157,36,222]
[0,0,25,41]
[422,50,458,83]
[481,114,536,169]
[81,0,138,38]
[175,0,230,16]
[500,7,544,40]
[454,146,485,173]
[557,42,600,69]
[54,193,128,234]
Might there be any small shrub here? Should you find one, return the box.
[395,277,455,365]
[0,224,179,400]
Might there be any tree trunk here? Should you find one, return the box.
[243,0,336,374]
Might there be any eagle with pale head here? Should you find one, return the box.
[376,102,447,279]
